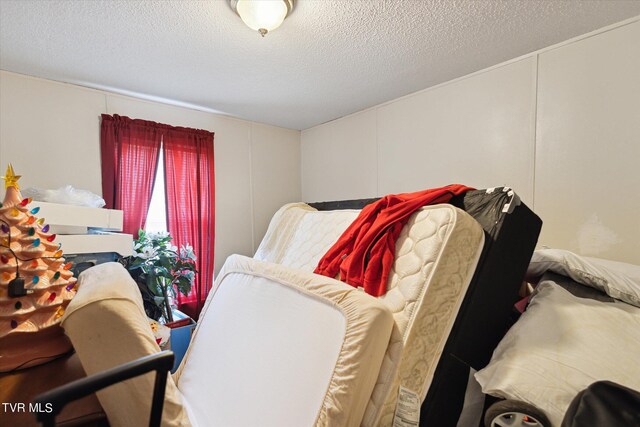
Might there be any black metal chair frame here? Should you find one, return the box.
[33,350,175,427]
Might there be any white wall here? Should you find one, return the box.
[535,21,640,264]
[376,57,536,202]
[0,71,301,274]
[302,19,640,264]
[302,110,378,201]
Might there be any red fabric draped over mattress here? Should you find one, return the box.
[315,184,473,296]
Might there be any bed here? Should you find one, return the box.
[476,249,640,426]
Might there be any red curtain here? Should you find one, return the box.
[100,114,162,236]
[163,127,215,319]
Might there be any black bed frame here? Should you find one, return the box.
[310,188,542,427]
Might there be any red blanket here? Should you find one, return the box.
[314,184,473,296]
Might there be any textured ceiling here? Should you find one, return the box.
[1,1,639,130]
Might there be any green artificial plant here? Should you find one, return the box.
[121,230,197,323]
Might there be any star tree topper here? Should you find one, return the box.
[1,164,21,190]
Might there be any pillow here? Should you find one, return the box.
[585,255,640,284]
[525,248,640,308]
[475,277,640,426]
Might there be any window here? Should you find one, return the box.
[145,144,167,234]
[100,114,215,318]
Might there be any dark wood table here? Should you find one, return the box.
[0,352,107,426]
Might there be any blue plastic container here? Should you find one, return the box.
[167,311,196,372]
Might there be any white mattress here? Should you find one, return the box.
[174,255,394,427]
[254,203,485,425]
[255,202,360,270]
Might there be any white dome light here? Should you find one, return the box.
[230,0,294,37]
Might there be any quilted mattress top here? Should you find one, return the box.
[254,202,484,425]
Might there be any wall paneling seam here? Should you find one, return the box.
[375,107,380,197]
[248,123,256,254]
[531,55,540,210]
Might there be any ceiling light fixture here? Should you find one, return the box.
[229,0,294,37]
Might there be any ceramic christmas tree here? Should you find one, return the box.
[0,164,77,372]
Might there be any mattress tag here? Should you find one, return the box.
[393,386,420,427]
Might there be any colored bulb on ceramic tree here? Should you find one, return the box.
[53,272,60,281]
[30,260,38,269]
[46,234,56,242]
[63,262,73,271]
[42,224,50,233]
[26,217,36,225]
[48,292,56,302]
[37,218,45,226]
[53,250,63,258]
[28,227,35,236]
[10,208,19,217]
[33,238,41,247]
[32,276,39,284]
[20,198,32,206]
[0,255,8,264]
[30,207,40,215]
[1,224,9,233]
